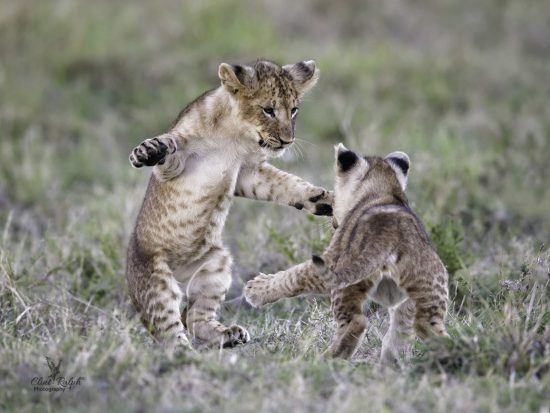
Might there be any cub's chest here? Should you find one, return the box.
[179,151,242,192]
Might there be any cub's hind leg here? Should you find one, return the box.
[186,247,250,348]
[329,280,373,359]
[244,259,330,308]
[405,276,449,339]
[380,298,415,365]
[141,259,190,349]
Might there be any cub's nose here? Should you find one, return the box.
[278,125,294,146]
[279,137,294,146]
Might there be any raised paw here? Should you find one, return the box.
[129,135,177,168]
[221,325,250,348]
[303,188,333,216]
[244,273,277,308]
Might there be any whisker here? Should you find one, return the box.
[289,145,296,160]
[293,142,304,160]
[296,138,319,148]
[295,145,302,161]
[296,141,306,160]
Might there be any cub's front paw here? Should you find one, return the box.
[244,273,277,308]
[303,188,333,216]
[221,325,250,348]
[129,136,177,168]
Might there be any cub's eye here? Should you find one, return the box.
[291,107,299,117]
[262,107,275,117]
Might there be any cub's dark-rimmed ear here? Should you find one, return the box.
[282,60,319,96]
[334,143,359,172]
[385,151,410,190]
[218,63,255,94]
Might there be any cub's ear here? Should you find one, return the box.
[335,142,359,172]
[334,142,348,157]
[385,151,410,190]
[218,63,255,94]
[283,60,320,96]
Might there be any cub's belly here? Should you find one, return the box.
[139,155,240,258]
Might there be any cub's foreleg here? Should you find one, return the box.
[244,259,330,308]
[185,247,250,348]
[129,131,187,181]
[235,162,333,216]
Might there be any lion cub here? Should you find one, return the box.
[245,144,449,361]
[127,60,333,350]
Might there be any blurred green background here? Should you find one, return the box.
[0,1,548,412]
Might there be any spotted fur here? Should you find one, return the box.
[245,143,449,361]
[127,59,332,350]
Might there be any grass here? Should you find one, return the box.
[0,0,549,412]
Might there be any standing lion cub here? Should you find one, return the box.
[127,60,333,350]
[245,144,449,361]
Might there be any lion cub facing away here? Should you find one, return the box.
[245,144,449,361]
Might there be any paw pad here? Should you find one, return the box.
[222,325,250,348]
[129,136,177,168]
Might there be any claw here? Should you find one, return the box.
[221,325,250,348]
[309,191,326,203]
[129,135,176,168]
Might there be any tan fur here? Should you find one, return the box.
[126,59,333,349]
[245,143,449,361]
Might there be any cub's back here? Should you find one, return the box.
[324,203,442,281]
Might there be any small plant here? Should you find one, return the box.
[266,224,299,263]
[429,220,466,276]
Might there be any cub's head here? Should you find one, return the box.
[332,143,410,228]
[218,59,319,156]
